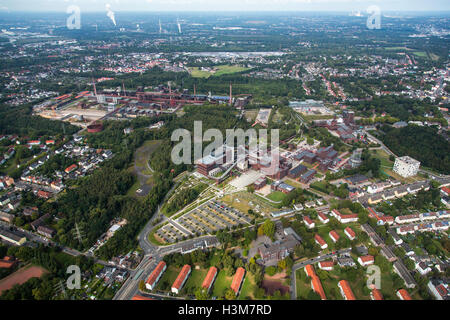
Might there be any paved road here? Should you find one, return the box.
[113,235,217,300]
[290,248,351,300]
[137,182,179,254]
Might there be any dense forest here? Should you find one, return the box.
[350,96,444,121]
[29,116,172,256]
[379,125,450,174]
[0,103,79,137]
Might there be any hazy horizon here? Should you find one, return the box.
[0,0,449,13]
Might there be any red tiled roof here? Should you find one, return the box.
[314,234,326,246]
[146,261,166,286]
[338,280,356,300]
[311,275,326,300]
[37,190,51,198]
[304,216,314,225]
[397,289,412,300]
[344,227,356,238]
[202,266,218,290]
[381,215,394,222]
[172,265,191,290]
[371,288,383,300]
[441,187,450,194]
[304,264,326,300]
[329,230,340,241]
[318,261,334,269]
[318,212,329,221]
[305,264,315,278]
[132,295,154,300]
[231,267,245,294]
[65,164,78,173]
[333,209,358,220]
[359,255,374,263]
[341,213,358,220]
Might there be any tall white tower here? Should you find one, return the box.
[177,18,182,34]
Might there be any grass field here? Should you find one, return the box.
[320,267,371,300]
[212,269,232,297]
[189,65,250,79]
[221,191,275,216]
[412,51,427,58]
[296,268,314,299]
[244,109,259,122]
[238,273,256,300]
[385,47,411,51]
[155,265,181,291]
[371,149,394,167]
[267,191,287,203]
[182,267,208,293]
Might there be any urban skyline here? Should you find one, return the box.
[1,0,450,13]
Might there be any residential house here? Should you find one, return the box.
[171,265,191,294]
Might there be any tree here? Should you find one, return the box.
[294,244,305,258]
[307,290,321,300]
[368,247,380,257]
[194,289,209,300]
[278,259,287,270]
[262,219,275,239]
[404,258,415,271]
[225,289,236,300]
[266,266,277,276]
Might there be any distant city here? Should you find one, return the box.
[0,6,448,304]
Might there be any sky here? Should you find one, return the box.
[0,0,449,13]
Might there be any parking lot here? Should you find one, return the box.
[156,200,253,243]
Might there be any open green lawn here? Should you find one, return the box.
[321,271,343,300]
[372,149,394,167]
[238,273,256,300]
[215,65,250,76]
[182,267,208,294]
[209,252,222,267]
[212,269,232,298]
[267,191,287,203]
[189,67,212,78]
[244,109,259,122]
[189,65,250,79]
[385,47,411,51]
[296,268,314,299]
[155,265,181,291]
[413,51,427,58]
